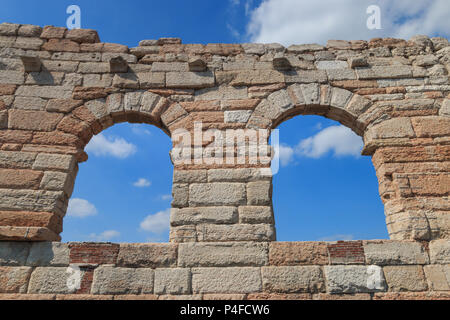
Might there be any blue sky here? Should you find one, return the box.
[2,0,449,242]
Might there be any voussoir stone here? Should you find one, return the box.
[178,242,268,267]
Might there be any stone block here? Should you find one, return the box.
[166,71,215,88]
[116,243,177,268]
[91,266,154,294]
[324,265,386,293]
[28,267,81,294]
[262,266,325,293]
[26,242,69,266]
[247,181,271,205]
[429,240,450,264]
[238,206,273,224]
[423,265,450,291]
[197,224,275,242]
[192,267,261,293]
[269,242,328,266]
[178,242,268,267]
[363,241,429,265]
[383,266,428,291]
[170,207,238,226]
[189,183,246,206]
[0,242,30,266]
[0,266,32,293]
[154,268,191,295]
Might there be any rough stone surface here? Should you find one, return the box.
[262,266,325,293]
[383,266,428,292]
[325,266,386,293]
[154,268,191,295]
[91,266,154,294]
[364,241,429,265]
[192,267,262,293]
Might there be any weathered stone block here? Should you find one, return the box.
[363,241,429,265]
[92,266,154,294]
[189,183,246,206]
[28,267,80,294]
[178,242,268,267]
[383,266,428,291]
[26,242,69,266]
[0,242,30,266]
[0,266,32,293]
[262,266,325,293]
[192,267,261,293]
[170,207,238,226]
[172,183,189,208]
[429,240,450,264]
[166,71,214,88]
[324,266,386,293]
[116,243,177,268]
[269,242,328,266]
[8,109,63,131]
[154,268,191,295]
[238,206,273,224]
[32,153,75,171]
[197,224,275,242]
[247,181,271,205]
[423,264,450,291]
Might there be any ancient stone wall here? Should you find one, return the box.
[0,23,449,299]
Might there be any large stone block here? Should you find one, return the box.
[178,242,268,267]
[189,183,246,206]
[247,181,271,205]
[0,242,30,266]
[324,265,386,293]
[154,268,191,295]
[192,267,261,294]
[166,71,215,88]
[116,243,177,268]
[91,266,154,294]
[423,265,450,291]
[238,206,273,224]
[32,153,75,172]
[0,189,64,213]
[383,266,428,291]
[363,241,429,265]
[197,224,275,242]
[8,109,63,131]
[0,266,32,293]
[269,242,328,266]
[26,242,69,266]
[170,207,238,226]
[0,151,36,169]
[28,267,81,294]
[429,240,450,264]
[262,266,325,293]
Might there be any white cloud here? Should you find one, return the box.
[140,208,171,234]
[276,144,295,166]
[67,198,98,218]
[296,125,363,158]
[246,0,450,46]
[131,125,152,136]
[133,178,151,187]
[88,230,120,241]
[318,234,355,241]
[86,133,137,159]
[160,194,172,201]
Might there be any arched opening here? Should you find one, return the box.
[271,114,388,241]
[62,120,173,243]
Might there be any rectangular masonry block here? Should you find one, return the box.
[0,189,65,213]
[154,268,191,295]
[324,265,386,293]
[363,241,429,265]
[26,242,69,267]
[189,183,246,206]
[238,206,274,224]
[178,242,268,267]
[207,168,272,182]
[197,224,275,242]
[0,151,36,169]
[173,170,207,183]
[261,266,325,293]
[28,267,83,294]
[116,243,177,268]
[269,242,329,266]
[0,266,32,293]
[423,265,450,291]
[170,207,238,226]
[192,267,262,294]
[91,266,154,295]
[0,242,30,266]
[429,240,450,264]
[32,153,75,172]
[166,71,215,88]
[383,266,428,292]
[246,181,272,206]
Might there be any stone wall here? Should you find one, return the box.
[0,23,449,299]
